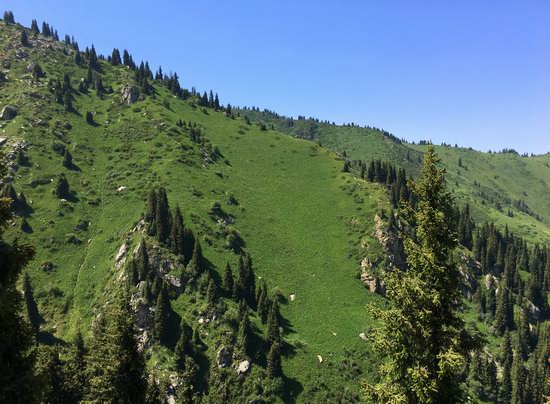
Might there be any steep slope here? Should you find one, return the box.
[0,21,387,400]
[239,109,550,244]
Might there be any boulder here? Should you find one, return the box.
[216,346,233,368]
[1,105,17,120]
[121,85,139,104]
[236,360,250,375]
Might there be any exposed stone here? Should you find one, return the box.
[121,85,140,104]
[359,332,368,341]
[317,355,323,363]
[216,346,233,368]
[1,105,17,120]
[236,360,250,375]
[360,257,385,295]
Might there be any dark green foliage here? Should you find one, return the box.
[85,111,94,125]
[494,282,514,335]
[54,173,70,198]
[64,331,87,403]
[146,188,172,244]
[62,149,73,168]
[500,331,513,403]
[85,290,148,403]
[35,345,71,403]
[23,273,40,334]
[267,300,281,346]
[0,186,36,402]
[134,238,150,282]
[257,281,270,323]
[238,309,252,357]
[20,30,29,46]
[3,10,14,24]
[175,320,193,371]
[188,239,205,277]
[16,149,29,166]
[364,147,472,403]
[234,254,256,307]
[32,62,44,79]
[154,283,170,344]
[30,19,39,34]
[222,262,234,296]
[267,342,282,378]
[111,48,121,65]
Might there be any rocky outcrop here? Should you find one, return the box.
[121,85,140,104]
[1,105,17,120]
[373,213,406,269]
[216,346,233,368]
[360,257,385,295]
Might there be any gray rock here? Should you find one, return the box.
[1,105,17,120]
[121,85,140,104]
[216,346,233,368]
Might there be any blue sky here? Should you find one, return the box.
[4,1,550,153]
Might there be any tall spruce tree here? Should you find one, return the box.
[364,147,472,403]
[85,290,148,403]
[0,157,36,402]
[222,262,234,296]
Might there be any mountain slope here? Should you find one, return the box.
[0,21,387,400]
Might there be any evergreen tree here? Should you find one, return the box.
[35,345,70,403]
[267,342,282,378]
[64,331,87,403]
[111,48,121,65]
[364,147,472,403]
[267,300,281,346]
[175,320,192,371]
[30,19,39,34]
[62,149,73,168]
[3,10,15,24]
[155,188,171,243]
[86,111,94,125]
[22,273,40,334]
[85,290,148,403]
[54,173,70,198]
[222,262,234,297]
[169,206,184,255]
[238,310,252,357]
[510,339,525,404]
[494,282,514,335]
[188,239,205,277]
[20,30,29,47]
[154,283,170,344]
[500,331,513,403]
[0,175,36,402]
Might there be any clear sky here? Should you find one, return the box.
[4,1,550,153]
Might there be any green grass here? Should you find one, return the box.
[0,23,387,399]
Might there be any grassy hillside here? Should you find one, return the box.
[0,21,388,400]
[238,109,550,244]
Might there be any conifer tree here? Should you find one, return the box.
[0,168,36,401]
[86,111,94,125]
[154,283,170,344]
[223,262,234,297]
[21,30,29,47]
[3,10,14,24]
[169,206,184,255]
[35,345,70,403]
[85,290,148,403]
[62,149,73,168]
[500,331,513,403]
[494,282,514,335]
[510,339,525,404]
[54,173,70,198]
[364,147,471,403]
[30,19,39,34]
[238,310,252,357]
[64,331,87,402]
[267,342,282,378]
[267,300,281,346]
[175,320,193,371]
[188,239,205,277]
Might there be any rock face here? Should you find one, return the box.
[360,257,385,295]
[1,105,17,120]
[216,346,233,368]
[121,85,139,104]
